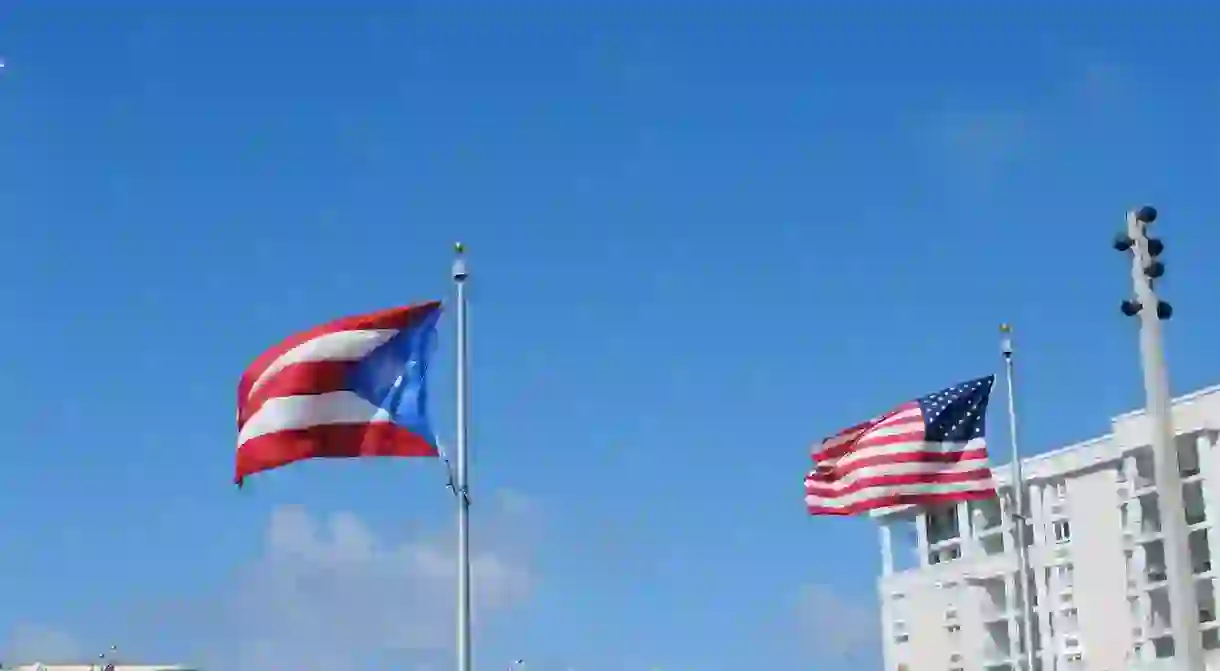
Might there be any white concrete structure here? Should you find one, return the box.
[876,384,1220,671]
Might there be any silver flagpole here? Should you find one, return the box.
[453,242,473,671]
[1000,324,1037,671]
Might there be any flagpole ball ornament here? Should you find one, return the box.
[1135,205,1158,224]
[999,323,1014,357]
[452,242,468,281]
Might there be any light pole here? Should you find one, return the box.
[1114,205,1203,669]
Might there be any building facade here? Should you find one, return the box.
[876,384,1220,671]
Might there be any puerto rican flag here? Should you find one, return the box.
[235,301,442,485]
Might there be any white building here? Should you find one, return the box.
[876,384,1220,671]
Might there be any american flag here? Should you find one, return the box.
[805,375,998,515]
[235,301,442,485]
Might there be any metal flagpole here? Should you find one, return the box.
[453,242,473,671]
[999,324,1037,671]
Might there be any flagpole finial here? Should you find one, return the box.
[1000,323,1012,334]
[999,323,1013,357]
[452,243,468,282]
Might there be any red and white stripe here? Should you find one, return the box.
[804,402,996,515]
[235,302,441,484]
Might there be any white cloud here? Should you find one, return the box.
[795,583,878,664]
[1,623,81,663]
[127,490,538,671]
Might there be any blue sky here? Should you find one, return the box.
[4,3,1220,670]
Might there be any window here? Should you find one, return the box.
[947,624,962,634]
[927,507,961,543]
[1204,628,1220,650]
[1054,520,1072,543]
[931,544,961,564]
[1057,563,1075,587]
[1061,607,1079,632]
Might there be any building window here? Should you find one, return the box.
[929,543,962,565]
[927,507,960,543]
[894,619,909,644]
[1203,628,1220,650]
[1056,563,1075,588]
[1054,520,1072,543]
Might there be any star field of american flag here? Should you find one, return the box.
[916,376,993,443]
